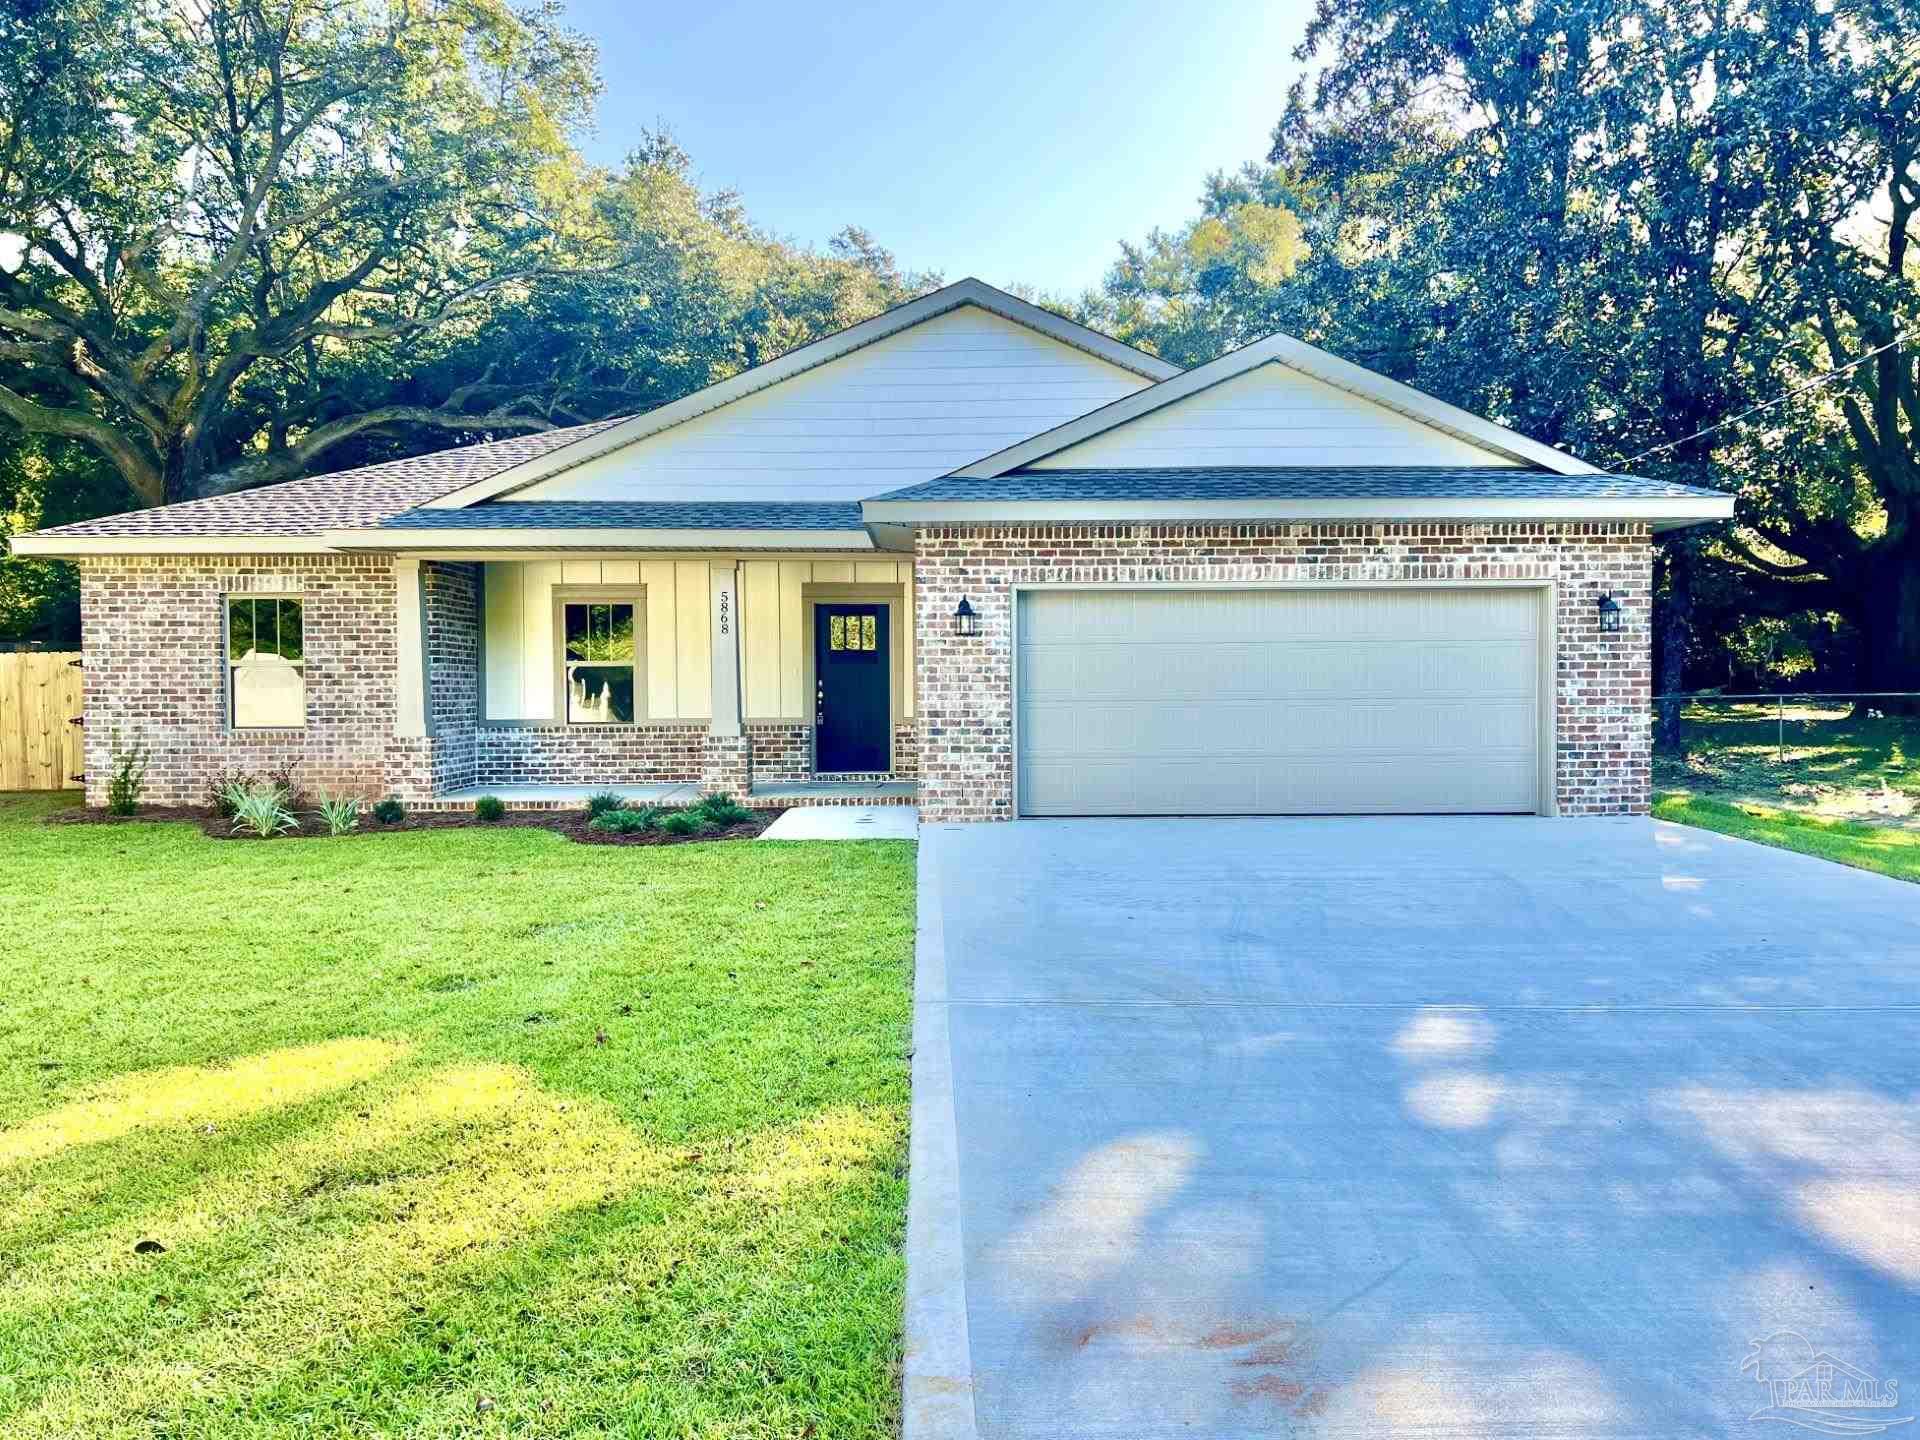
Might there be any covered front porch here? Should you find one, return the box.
[384,548,922,806]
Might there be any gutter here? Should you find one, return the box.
[859,494,1736,532]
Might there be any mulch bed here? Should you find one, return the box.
[45,804,784,846]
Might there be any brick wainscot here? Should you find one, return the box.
[912,521,1653,823]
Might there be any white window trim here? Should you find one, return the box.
[226,592,307,731]
[552,587,646,726]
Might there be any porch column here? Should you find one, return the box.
[701,560,750,795]
[708,561,742,736]
[394,556,428,738]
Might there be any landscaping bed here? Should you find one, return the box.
[46,801,783,845]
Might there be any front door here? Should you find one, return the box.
[814,603,890,773]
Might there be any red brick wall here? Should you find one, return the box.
[78,553,401,806]
[912,521,1653,822]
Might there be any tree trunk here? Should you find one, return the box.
[1655,539,1694,748]
[1852,545,1920,714]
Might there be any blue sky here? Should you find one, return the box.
[564,0,1315,296]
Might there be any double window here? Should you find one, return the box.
[563,600,638,724]
[228,595,305,728]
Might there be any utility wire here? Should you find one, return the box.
[1620,326,1918,468]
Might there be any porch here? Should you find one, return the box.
[396,553,921,804]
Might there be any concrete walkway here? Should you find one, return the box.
[758,805,917,840]
[908,816,1920,1439]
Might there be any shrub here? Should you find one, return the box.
[473,794,507,823]
[371,797,406,825]
[105,734,150,816]
[314,790,361,836]
[657,809,712,838]
[205,769,258,818]
[584,790,627,820]
[226,781,297,837]
[693,792,752,827]
[263,760,306,810]
[588,806,658,835]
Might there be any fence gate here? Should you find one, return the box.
[0,652,83,791]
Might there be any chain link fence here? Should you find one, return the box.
[1651,692,1920,824]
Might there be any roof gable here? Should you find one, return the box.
[424,279,1178,510]
[1027,362,1522,469]
[954,332,1602,478]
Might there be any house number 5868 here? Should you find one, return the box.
[718,591,730,636]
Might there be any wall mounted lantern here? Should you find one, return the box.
[1596,592,1623,633]
[952,598,981,637]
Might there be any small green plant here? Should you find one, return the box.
[473,794,507,823]
[371,796,406,825]
[657,809,712,838]
[588,806,659,835]
[225,781,297,837]
[313,790,361,836]
[105,734,149,816]
[585,790,627,820]
[693,792,752,827]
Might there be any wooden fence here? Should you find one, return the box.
[0,651,83,791]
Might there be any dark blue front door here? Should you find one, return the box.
[815,604,889,773]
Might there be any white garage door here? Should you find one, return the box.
[1017,588,1544,816]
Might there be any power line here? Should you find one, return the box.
[1621,326,1919,468]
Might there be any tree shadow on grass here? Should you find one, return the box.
[0,1044,906,1439]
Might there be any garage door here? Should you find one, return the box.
[1017,588,1543,816]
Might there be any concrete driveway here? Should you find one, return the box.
[905,817,1920,1439]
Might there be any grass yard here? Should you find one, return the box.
[0,792,916,1439]
[1652,700,1920,824]
[1653,790,1920,884]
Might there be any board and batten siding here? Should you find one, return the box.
[510,306,1152,503]
[482,558,916,724]
[739,559,914,720]
[483,560,712,722]
[1028,361,1522,469]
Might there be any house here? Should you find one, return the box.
[10,278,1732,821]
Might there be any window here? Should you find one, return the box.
[228,595,305,728]
[564,600,636,723]
[828,613,877,652]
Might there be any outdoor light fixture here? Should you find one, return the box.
[952,597,981,637]
[1597,592,1623,633]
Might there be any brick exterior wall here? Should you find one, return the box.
[747,720,920,784]
[912,521,1653,822]
[78,553,401,806]
[746,723,811,784]
[474,724,706,787]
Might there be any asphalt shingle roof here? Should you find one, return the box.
[20,418,626,539]
[870,466,1727,503]
[378,501,865,531]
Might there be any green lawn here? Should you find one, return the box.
[1652,701,1920,823]
[1653,790,1920,884]
[0,792,915,1439]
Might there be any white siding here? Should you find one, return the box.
[738,558,915,720]
[513,306,1151,503]
[482,559,710,721]
[1029,361,1521,469]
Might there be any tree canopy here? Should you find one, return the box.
[0,0,931,639]
[1079,0,1919,696]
